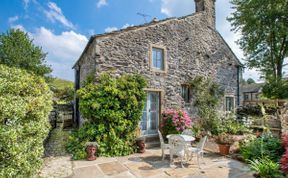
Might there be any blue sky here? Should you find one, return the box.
[0,0,261,81]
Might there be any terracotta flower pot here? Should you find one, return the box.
[136,139,145,153]
[218,144,230,156]
[86,145,97,161]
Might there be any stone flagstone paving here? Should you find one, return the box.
[38,148,254,178]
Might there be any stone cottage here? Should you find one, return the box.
[73,0,242,137]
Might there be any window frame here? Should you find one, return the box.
[225,96,235,112]
[149,44,167,73]
[181,85,191,103]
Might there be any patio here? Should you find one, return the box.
[39,148,254,178]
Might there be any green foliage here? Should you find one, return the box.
[246,78,255,84]
[249,157,283,178]
[218,114,251,135]
[49,78,74,104]
[67,73,147,158]
[0,29,52,77]
[262,78,288,99]
[0,64,52,177]
[237,104,278,117]
[188,76,224,134]
[240,135,284,163]
[228,0,288,82]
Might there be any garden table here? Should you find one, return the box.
[166,134,195,142]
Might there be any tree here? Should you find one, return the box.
[228,0,288,81]
[247,78,256,84]
[0,29,52,77]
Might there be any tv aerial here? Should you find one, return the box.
[137,12,151,23]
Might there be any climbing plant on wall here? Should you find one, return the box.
[67,73,147,159]
[188,76,224,134]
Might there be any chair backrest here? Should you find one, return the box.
[158,130,165,144]
[197,136,207,151]
[182,129,194,136]
[168,135,186,156]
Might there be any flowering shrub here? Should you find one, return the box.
[281,149,288,174]
[282,134,288,148]
[280,134,288,174]
[161,109,192,137]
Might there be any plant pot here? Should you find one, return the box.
[218,144,230,156]
[136,139,145,153]
[86,145,97,161]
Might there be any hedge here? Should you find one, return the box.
[0,64,52,177]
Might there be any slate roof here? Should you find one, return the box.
[242,83,264,93]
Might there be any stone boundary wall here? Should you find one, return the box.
[49,104,74,129]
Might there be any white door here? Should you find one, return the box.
[140,92,160,135]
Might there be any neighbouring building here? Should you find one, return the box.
[73,0,242,137]
[241,83,264,106]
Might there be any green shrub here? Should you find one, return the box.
[249,157,283,178]
[218,113,251,135]
[240,135,284,162]
[0,64,52,177]
[67,73,147,159]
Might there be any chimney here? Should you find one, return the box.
[194,0,216,28]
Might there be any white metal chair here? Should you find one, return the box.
[158,130,170,160]
[187,136,207,168]
[168,134,187,167]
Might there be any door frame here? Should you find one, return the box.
[141,88,165,136]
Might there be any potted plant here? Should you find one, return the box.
[134,126,146,153]
[215,133,234,155]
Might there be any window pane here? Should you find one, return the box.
[181,85,190,103]
[141,112,147,130]
[152,47,164,70]
[225,97,234,111]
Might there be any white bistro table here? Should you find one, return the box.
[166,134,195,142]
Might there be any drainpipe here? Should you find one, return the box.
[236,66,241,106]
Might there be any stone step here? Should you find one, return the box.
[144,135,159,142]
[145,141,160,149]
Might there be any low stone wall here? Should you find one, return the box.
[49,104,74,129]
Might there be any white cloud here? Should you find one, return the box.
[97,0,108,8]
[8,16,26,32]
[160,0,194,17]
[104,27,118,33]
[32,27,88,80]
[11,24,26,32]
[45,2,75,29]
[121,23,133,29]
[8,16,19,24]
[104,23,133,33]
[23,0,30,10]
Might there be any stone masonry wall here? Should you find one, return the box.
[77,12,239,117]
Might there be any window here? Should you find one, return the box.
[225,97,234,112]
[181,85,191,103]
[152,47,164,70]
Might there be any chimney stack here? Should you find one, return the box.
[194,0,216,28]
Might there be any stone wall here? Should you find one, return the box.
[76,11,240,118]
[49,104,74,129]
[279,104,288,134]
